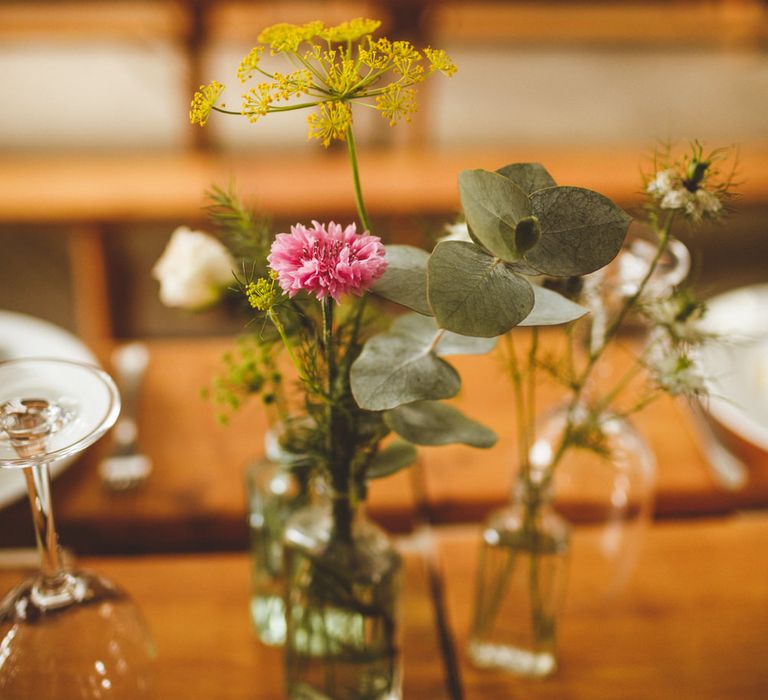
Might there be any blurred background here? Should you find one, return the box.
[1,0,766,350]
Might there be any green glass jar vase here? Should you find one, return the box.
[283,490,402,700]
[246,418,315,646]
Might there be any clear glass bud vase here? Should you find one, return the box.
[530,405,656,606]
[468,476,570,678]
[583,231,691,351]
[283,493,402,700]
[246,419,315,646]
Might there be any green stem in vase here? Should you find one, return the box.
[322,296,354,543]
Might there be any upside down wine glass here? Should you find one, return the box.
[0,358,156,698]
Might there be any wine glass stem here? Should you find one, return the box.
[23,462,64,579]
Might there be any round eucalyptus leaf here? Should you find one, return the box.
[390,313,498,356]
[525,186,631,276]
[496,162,557,194]
[519,285,589,326]
[385,401,497,448]
[458,169,531,260]
[366,440,418,480]
[515,216,541,253]
[427,241,535,337]
[350,331,460,411]
[371,245,432,316]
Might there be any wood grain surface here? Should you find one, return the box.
[438,514,768,700]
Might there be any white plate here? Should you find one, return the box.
[697,284,768,452]
[0,311,99,509]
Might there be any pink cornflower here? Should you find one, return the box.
[268,221,387,303]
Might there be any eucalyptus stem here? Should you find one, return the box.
[526,328,539,453]
[505,333,530,481]
[541,213,675,490]
[593,362,644,415]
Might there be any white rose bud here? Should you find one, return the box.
[153,226,236,310]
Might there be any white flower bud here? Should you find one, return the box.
[694,188,722,216]
[153,226,236,310]
[646,169,677,196]
[660,187,693,211]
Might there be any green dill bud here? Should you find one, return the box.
[246,277,279,312]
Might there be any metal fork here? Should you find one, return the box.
[99,342,153,491]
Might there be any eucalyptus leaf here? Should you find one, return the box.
[525,186,631,276]
[458,169,531,260]
[350,332,460,411]
[385,401,497,448]
[371,245,432,316]
[427,241,534,337]
[366,440,418,480]
[496,162,557,194]
[519,285,589,326]
[390,313,497,356]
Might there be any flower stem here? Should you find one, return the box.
[322,297,353,542]
[541,213,675,491]
[346,125,372,232]
[267,310,306,381]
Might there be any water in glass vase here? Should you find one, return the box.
[284,504,402,700]
[247,418,315,646]
[469,492,570,678]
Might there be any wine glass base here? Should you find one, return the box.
[0,569,156,698]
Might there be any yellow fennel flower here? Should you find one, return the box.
[307,101,353,147]
[376,85,418,126]
[189,81,224,126]
[425,47,457,76]
[237,46,264,83]
[319,18,381,43]
[258,21,323,53]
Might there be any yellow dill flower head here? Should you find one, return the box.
[307,101,352,147]
[319,18,381,43]
[274,70,313,100]
[359,36,389,70]
[189,80,224,126]
[390,40,421,64]
[324,51,361,95]
[246,278,279,312]
[237,46,265,83]
[242,83,274,123]
[424,47,457,76]
[258,21,323,53]
[376,85,418,126]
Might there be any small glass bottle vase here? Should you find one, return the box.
[283,495,402,700]
[468,477,570,678]
[246,421,314,646]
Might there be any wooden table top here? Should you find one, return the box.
[438,514,768,700]
[0,539,451,700]
[0,335,766,555]
[0,514,765,698]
